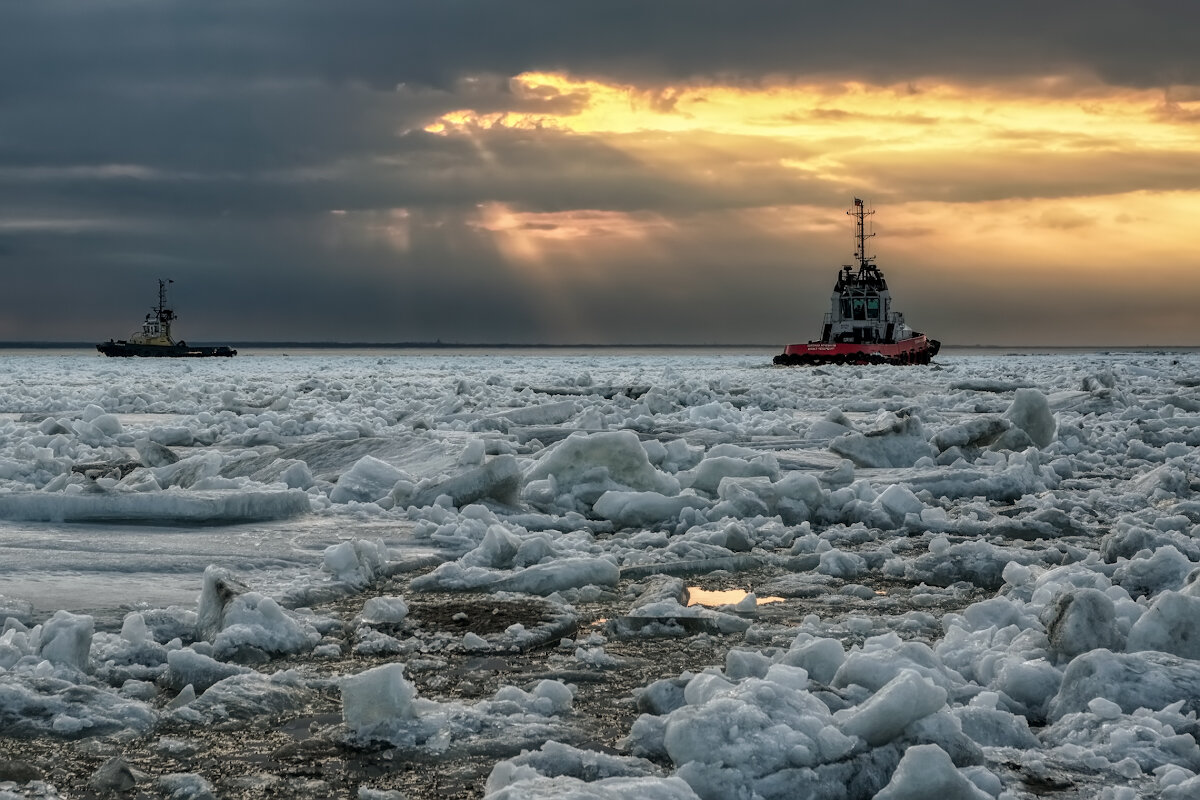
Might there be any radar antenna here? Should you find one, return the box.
[848,198,875,271]
[154,278,177,334]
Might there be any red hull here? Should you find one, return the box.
[775,335,939,366]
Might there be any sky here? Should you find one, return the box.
[2,1,1198,346]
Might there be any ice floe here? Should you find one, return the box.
[0,350,1197,798]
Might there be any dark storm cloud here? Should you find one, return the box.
[0,212,559,343]
[0,123,840,225]
[5,1,1198,92]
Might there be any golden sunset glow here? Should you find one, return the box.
[424,71,1200,196]
[427,71,1194,150]
[475,203,674,269]
[412,69,1200,344]
[422,71,1200,226]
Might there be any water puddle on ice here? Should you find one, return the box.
[686,588,785,607]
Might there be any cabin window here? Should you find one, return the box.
[852,298,866,320]
[866,297,880,318]
[840,299,852,318]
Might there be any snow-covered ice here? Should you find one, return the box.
[0,348,1197,798]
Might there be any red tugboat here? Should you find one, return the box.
[774,199,939,366]
[96,279,237,358]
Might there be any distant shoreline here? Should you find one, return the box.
[2,341,771,350]
[1,342,1198,351]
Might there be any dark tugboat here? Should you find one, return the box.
[96,280,237,358]
[774,199,940,366]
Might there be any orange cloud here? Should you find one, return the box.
[427,71,1194,153]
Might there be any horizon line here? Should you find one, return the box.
[1,341,1198,351]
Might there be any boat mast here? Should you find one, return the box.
[156,278,176,338]
[848,198,875,272]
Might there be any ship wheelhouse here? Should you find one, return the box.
[822,263,906,344]
[127,281,178,346]
[817,202,911,346]
[140,317,164,340]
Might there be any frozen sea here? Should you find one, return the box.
[1,347,1199,799]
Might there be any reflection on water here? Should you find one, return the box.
[686,587,784,607]
[0,517,432,629]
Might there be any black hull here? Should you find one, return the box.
[96,342,237,358]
